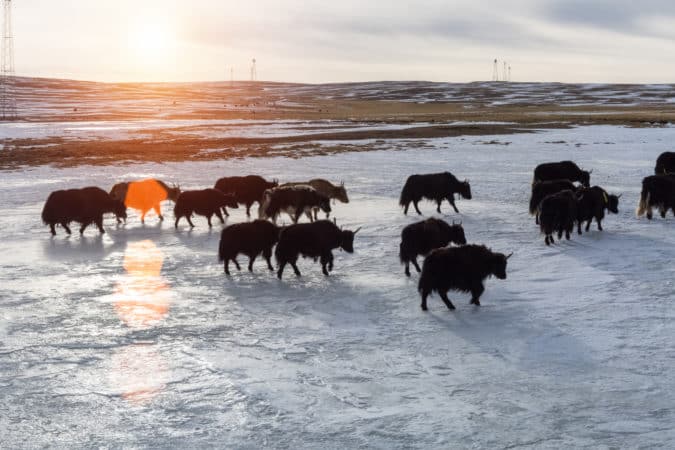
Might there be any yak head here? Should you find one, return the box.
[580,169,592,188]
[457,180,472,200]
[269,178,279,189]
[112,200,128,222]
[167,183,181,202]
[447,220,467,245]
[339,226,361,253]
[335,181,349,203]
[219,193,239,209]
[605,192,620,214]
[492,251,512,280]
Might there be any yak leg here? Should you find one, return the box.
[448,197,459,213]
[62,223,71,234]
[320,253,331,276]
[95,216,105,234]
[438,290,456,310]
[293,209,302,224]
[187,215,196,228]
[470,283,485,305]
[585,219,592,232]
[263,248,274,271]
[290,260,301,277]
[577,220,583,235]
[221,206,229,217]
[215,209,225,224]
[420,287,431,311]
[596,217,603,231]
[404,261,411,277]
[153,204,164,221]
[277,261,287,279]
[565,228,571,240]
[413,201,422,215]
[646,207,653,220]
[49,223,56,235]
[306,209,314,223]
[248,255,256,272]
[411,257,421,273]
[231,258,241,271]
[246,203,252,217]
[403,202,410,215]
[207,214,213,227]
[224,259,230,275]
[660,205,667,218]
[174,216,181,229]
[436,199,442,214]
[535,212,539,225]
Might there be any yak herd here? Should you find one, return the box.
[40,151,675,312]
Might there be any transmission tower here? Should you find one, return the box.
[250,58,257,82]
[508,65,512,82]
[492,58,499,81]
[1,0,17,120]
[503,61,508,82]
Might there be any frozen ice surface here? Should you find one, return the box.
[1,125,675,448]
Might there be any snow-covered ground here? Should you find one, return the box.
[1,125,674,448]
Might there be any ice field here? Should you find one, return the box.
[1,125,675,448]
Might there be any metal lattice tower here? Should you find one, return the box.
[1,0,17,120]
[250,58,256,82]
[492,58,499,81]
[503,61,508,82]
[508,65,512,82]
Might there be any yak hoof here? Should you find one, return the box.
[421,304,428,311]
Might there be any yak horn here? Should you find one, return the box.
[506,252,514,260]
[353,227,362,234]
[333,217,337,225]
[617,194,622,199]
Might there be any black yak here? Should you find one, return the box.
[636,175,675,220]
[260,185,331,224]
[655,152,675,175]
[529,179,578,224]
[41,186,127,235]
[576,186,620,234]
[275,220,360,279]
[399,218,466,277]
[399,172,472,215]
[173,188,239,228]
[218,220,280,275]
[281,179,349,219]
[213,175,278,216]
[538,190,578,245]
[533,161,591,187]
[110,178,180,223]
[418,245,511,311]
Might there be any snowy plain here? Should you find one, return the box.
[1,125,675,448]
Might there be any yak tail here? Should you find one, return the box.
[399,241,410,264]
[636,188,650,217]
[217,236,226,262]
[398,180,413,207]
[528,195,538,215]
[417,263,431,295]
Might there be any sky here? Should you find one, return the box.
[11,0,675,83]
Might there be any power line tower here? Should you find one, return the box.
[492,58,499,81]
[250,58,257,82]
[1,0,17,120]
[508,65,512,82]
[503,61,508,82]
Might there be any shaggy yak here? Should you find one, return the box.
[280,179,349,219]
[538,190,578,245]
[218,220,280,275]
[529,179,578,225]
[275,220,360,279]
[654,152,675,175]
[42,186,127,235]
[399,218,466,277]
[173,189,239,228]
[575,186,620,234]
[213,175,278,216]
[399,172,472,215]
[418,244,511,311]
[260,185,331,224]
[636,174,675,220]
[533,161,591,187]
[110,178,180,223]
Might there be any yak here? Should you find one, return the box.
[538,190,578,245]
[576,186,620,234]
[418,244,511,311]
[110,178,180,223]
[655,152,675,175]
[218,220,280,275]
[174,188,239,228]
[260,185,331,224]
[399,218,466,277]
[636,174,675,220]
[213,175,278,216]
[281,179,349,219]
[275,220,360,279]
[533,161,591,187]
[529,179,578,224]
[41,186,127,235]
[399,172,472,215]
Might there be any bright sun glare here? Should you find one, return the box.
[129,20,174,65]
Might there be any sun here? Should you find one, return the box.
[129,20,174,64]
